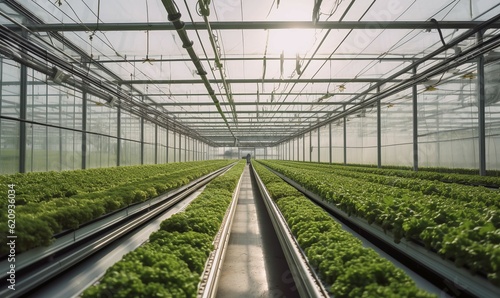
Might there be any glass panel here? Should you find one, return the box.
[0,119,19,174]
[319,125,330,163]
[1,58,20,119]
[87,134,117,169]
[332,119,344,164]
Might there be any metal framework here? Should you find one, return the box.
[0,0,499,173]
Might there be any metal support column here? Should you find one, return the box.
[343,105,347,165]
[377,86,382,168]
[173,130,177,162]
[82,91,87,169]
[116,105,121,166]
[154,124,158,164]
[165,126,169,163]
[329,123,332,164]
[309,131,312,162]
[178,132,182,162]
[412,67,418,172]
[19,57,27,173]
[59,95,63,170]
[289,141,291,161]
[477,31,487,176]
[140,117,144,165]
[317,127,320,163]
[184,135,187,162]
[193,139,196,161]
[297,134,306,161]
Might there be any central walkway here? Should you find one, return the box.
[216,165,298,298]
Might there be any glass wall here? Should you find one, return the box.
[319,126,330,163]
[277,58,500,172]
[380,93,413,167]
[486,59,500,170]
[143,121,155,165]
[0,57,209,174]
[311,128,319,163]
[157,126,168,164]
[168,130,176,162]
[332,119,344,164]
[86,94,117,169]
[0,58,20,174]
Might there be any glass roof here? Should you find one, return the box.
[2,0,500,146]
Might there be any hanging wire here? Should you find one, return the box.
[265,0,277,18]
[142,0,155,64]
[40,0,163,98]
[324,0,344,21]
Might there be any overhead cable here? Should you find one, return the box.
[160,0,236,138]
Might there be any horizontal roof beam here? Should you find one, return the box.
[168,110,337,114]
[93,56,441,63]
[119,78,401,84]
[155,101,350,106]
[144,92,369,97]
[17,21,500,32]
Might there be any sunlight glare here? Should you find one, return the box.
[267,28,316,56]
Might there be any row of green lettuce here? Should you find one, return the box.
[283,161,500,188]
[277,161,500,209]
[82,161,245,297]
[334,163,500,177]
[0,160,234,255]
[0,161,232,206]
[258,160,500,285]
[252,162,435,297]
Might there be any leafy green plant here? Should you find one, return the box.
[0,160,235,255]
[258,160,500,284]
[82,161,245,297]
[253,162,435,297]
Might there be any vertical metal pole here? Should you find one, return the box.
[154,124,158,164]
[179,133,182,162]
[173,130,177,162]
[140,117,144,165]
[309,131,312,162]
[477,31,487,176]
[116,104,121,166]
[165,126,169,163]
[184,135,187,162]
[377,86,382,168]
[343,105,347,165]
[413,67,419,172]
[59,95,63,170]
[297,134,306,161]
[329,122,332,164]
[140,95,144,165]
[289,140,291,161]
[317,127,320,163]
[19,56,27,173]
[82,91,88,169]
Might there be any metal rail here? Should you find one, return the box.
[198,165,245,298]
[251,164,330,298]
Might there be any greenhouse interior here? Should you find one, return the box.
[1,0,500,297]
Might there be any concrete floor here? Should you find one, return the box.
[216,165,298,298]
